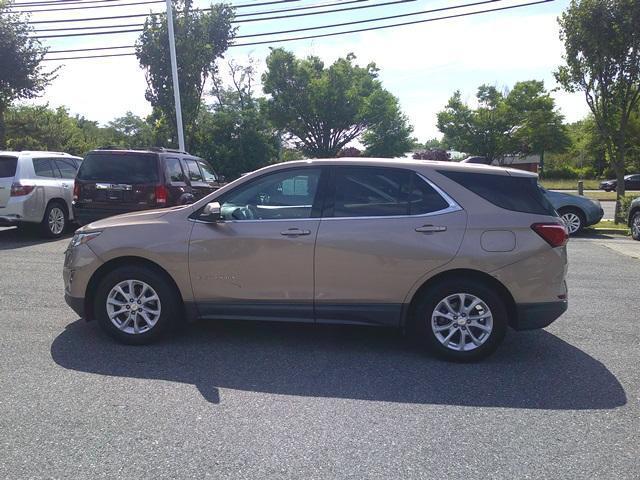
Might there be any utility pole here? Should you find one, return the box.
[165,0,185,152]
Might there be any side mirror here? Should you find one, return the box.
[201,201,222,222]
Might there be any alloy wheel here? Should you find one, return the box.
[48,207,65,235]
[561,212,582,235]
[431,293,493,352]
[106,280,162,335]
[633,213,640,239]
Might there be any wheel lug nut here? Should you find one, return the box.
[137,300,141,304]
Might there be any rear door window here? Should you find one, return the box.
[438,170,557,216]
[33,158,58,178]
[54,158,78,179]
[165,157,186,183]
[0,156,17,178]
[197,161,217,182]
[184,159,204,182]
[77,152,159,183]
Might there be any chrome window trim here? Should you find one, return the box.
[189,168,463,223]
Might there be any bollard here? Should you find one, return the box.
[578,180,584,196]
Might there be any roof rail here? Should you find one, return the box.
[147,146,190,154]
[95,145,126,150]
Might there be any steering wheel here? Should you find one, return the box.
[231,204,258,220]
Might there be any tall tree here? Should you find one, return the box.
[262,49,414,158]
[555,0,640,221]
[0,3,56,148]
[437,82,568,164]
[107,112,154,148]
[362,89,416,157]
[135,0,235,149]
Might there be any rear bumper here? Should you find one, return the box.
[512,300,568,330]
[0,215,20,226]
[73,206,135,226]
[65,293,86,318]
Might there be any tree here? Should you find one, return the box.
[413,149,450,161]
[437,81,568,164]
[262,49,414,158]
[0,3,56,148]
[135,0,235,149]
[107,112,154,148]
[192,61,279,179]
[555,0,640,221]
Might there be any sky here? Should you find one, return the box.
[23,0,588,141]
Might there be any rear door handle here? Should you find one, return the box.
[281,228,311,236]
[62,184,71,189]
[415,225,447,233]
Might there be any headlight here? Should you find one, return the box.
[69,231,102,248]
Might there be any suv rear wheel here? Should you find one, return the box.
[41,201,68,238]
[412,279,507,361]
[94,265,180,344]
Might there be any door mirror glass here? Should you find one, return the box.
[200,201,221,222]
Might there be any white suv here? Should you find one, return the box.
[0,151,83,238]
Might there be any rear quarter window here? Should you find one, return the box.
[77,152,159,183]
[0,156,18,178]
[438,170,557,216]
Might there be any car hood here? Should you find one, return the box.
[545,190,600,209]
[80,205,192,231]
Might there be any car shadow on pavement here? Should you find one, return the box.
[0,226,73,249]
[51,319,626,410]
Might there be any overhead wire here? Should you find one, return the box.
[40,0,554,60]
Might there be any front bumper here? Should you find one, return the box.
[65,293,85,318]
[512,300,568,330]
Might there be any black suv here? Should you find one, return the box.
[73,148,223,225]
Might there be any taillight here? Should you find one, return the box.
[155,185,168,206]
[10,183,35,197]
[73,181,80,201]
[531,223,568,247]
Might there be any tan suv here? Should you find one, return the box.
[63,158,568,360]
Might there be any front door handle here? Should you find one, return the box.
[281,228,311,236]
[415,225,447,233]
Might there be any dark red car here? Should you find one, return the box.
[73,148,223,226]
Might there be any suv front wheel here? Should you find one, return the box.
[412,279,507,361]
[94,265,180,344]
[42,201,68,238]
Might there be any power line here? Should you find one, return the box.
[30,0,498,39]
[18,0,415,24]
[30,0,375,32]
[41,0,554,60]
[8,0,302,12]
[10,0,164,14]
[47,44,135,53]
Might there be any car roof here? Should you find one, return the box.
[86,148,203,161]
[273,157,538,178]
[0,150,82,159]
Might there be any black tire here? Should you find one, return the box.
[41,201,68,238]
[411,279,508,361]
[558,207,585,236]
[631,211,640,241]
[94,265,180,345]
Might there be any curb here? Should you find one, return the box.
[589,228,630,235]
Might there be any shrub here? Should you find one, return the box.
[620,194,640,222]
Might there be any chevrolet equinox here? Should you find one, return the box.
[63,158,568,361]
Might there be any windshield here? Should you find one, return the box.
[77,152,158,183]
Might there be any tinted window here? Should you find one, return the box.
[198,161,217,182]
[54,158,78,179]
[165,158,186,182]
[184,160,203,182]
[33,158,56,178]
[439,170,556,216]
[220,168,321,220]
[77,153,158,183]
[333,167,410,217]
[410,174,450,214]
[0,156,17,178]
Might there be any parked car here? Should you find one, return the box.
[540,187,604,235]
[0,150,83,237]
[73,148,222,225]
[64,159,569,361]
[599,174,640,192]
[628,196,640,241]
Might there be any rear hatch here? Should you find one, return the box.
[75,152,160,213]
[0,156,18,209]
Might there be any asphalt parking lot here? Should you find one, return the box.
[0,227,638,479]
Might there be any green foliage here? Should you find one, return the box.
[262,49,414,158]
[437,81,568,162]
[191,61,279,179]
[135,0,235,149]
[555,0,640,220]
[620,194,640,221]
[0,3,57,147]
[4,105,120,155]
[422,137,445,150]
[107,112,154,149]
